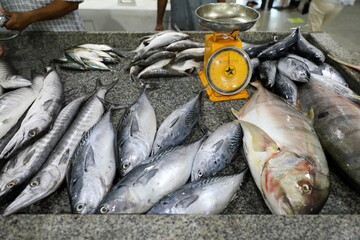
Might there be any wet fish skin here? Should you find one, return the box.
[0,68,64,159]
[258,60,277,88]
[257,28,299,60]
[133,51,176,67]
[65,48,103,66]
[77,43,125,58]
[232,82,329,215]
[131,49,163,65]
[277,56,310,82]
[243,40,278,58]
[0,75,43,141]
[298,81,360,190]
[151,91,203,155]
[3,79,116,216]
[97,137,204,214]
[83,59,111,71]
[319,62,348,87]
[170,48,204,64]
[148,170,247,214]
[273,72,298,106]
[137,59,172,79]
[168,59,203,74]
[117,85,157,177]
[134,68,189,79]
[165,39,204,52]
[251,58,260,71]
[59,62,89,71]
[191,121,242,181]
[68,109,116,214]
[295,31,325,64]
[286,54,322,75]
[0,95,86,202]
[0,59,32,89]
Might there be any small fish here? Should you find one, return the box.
[277,56,310,82]
[59,62,89,71]
[133,51,176,67]
[131,49,163,65]
[273,72,298,106]
[97,137,204,214]
[258,60,277,88]
[77,43,125,58]
[191,121,242,181]
[65,48,103,66]
[295,30,325,64]
[134,68,189,79]
[0,59,32,89]
[165,39,205,52]
[168,59,203,74]
[117,85,157,177]
[148,170,247,214]
[170,48,204,64]
[137,59,173,79]
[83,59,111,71]
[258,28,299,60]
[152,90,203,155]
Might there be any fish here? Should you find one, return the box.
[148,170,247,214]
[137,59,173,79]
[65,48,103,66]
[0,67,64,159]
[3,79,116,216]
[68,107,117,214]
[0,75,43,141]
[132,51,176,67]
[319,62,348,87]
[286,54,322,75]
[295,31,325,64]
[191,121,242,181]
[277,56,310,82]
[257,28,299,60]
[129,65,144,81]
[273,72,298,106]
[168,59,203,74]
[243,40,278,59]
[0,59,32,89]
[251,58,260,71]
[258,60,277,88]
[298,81,360,191]
[232,82,330,215]
[77,43,125,58]
[0,95,86,202]
[131,49,164,65]
[152,90,203,155]
[165,39,204,52]
[117,85,157,177]
[83,59,111,71]
[134,68,189,79]
[97,137,204,214]
[59,62,89,71]
[310,73,360,104]
[170,48,204,64]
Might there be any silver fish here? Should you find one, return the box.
[165,39,204,52]
[117,86,157,177]
[0,68,64,159]
[148,170,247,214]
[0,75,43,141]
[0,59,32,89]
[191,121,242,181]
[152,91,202,155]
[3,79,116,216]
[319,63,348,87]
[60,62,89,71]
[170,48,204,64]
[77,43,125,57]
[232,82,329,215]
[0,95,86,202]
[134,68,189,79]
[273,72,298,106]
[137,59,172,79]
[83,59,111,71]
[277,56,310,82]
[168,59,203,74]
[65,48,103,66]
[97,137,204,214]
[68,109,117,214]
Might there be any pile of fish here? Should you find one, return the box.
[55,44,125,71]
[129,30,205,80]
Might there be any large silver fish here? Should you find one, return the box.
[3,79,116,216]
[165,39,204,52]
[152,91,202,155]
[232,82,330,215]
[68,108,117,214]
[319,62,348,87]
[0,59,32,89]
[0,95,86,202]
[97,137,204,214]
[298,81,360,191]
[0,75,43,140]
[0,68,64,159]
[277,56,310,82]
[148,170,247,214]
[117,86,157,177]
[191,121,242,181]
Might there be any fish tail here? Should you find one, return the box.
[231,108,242,119]
[96,96,128,112]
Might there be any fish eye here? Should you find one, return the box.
[28,129,38,137]
[300,181,312,194]
[30,179,40,187]
[99,206,109,214]
[76,203,86,212]
[6,181,15,189]
[122,163,130,169]
[197,170,203,178]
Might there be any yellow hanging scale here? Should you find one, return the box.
[195,3,260,102]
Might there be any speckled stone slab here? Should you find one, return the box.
[0,31,359,238]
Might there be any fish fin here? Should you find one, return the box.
[307,107,315,124]
[238,120,280,153]
[84,146,96,172]
[231,108,242,119]
[175,195,199,209]
[59,149,70,165]
[22,149,36,166]
[42,99,53,111]
[133,168,158,186]
[210,139,224,153]
[169,117,180,128]
[130,118,140,137]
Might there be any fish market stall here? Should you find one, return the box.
[0,29,359,239]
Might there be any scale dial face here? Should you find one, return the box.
[206,47,252,95]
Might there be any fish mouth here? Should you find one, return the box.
[279,195,296,215]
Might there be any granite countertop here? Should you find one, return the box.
[0,31,359,239]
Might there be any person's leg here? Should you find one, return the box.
[322,4,343,28]
[307,0,326,31]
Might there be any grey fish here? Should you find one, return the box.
[137,59,173,79]
[319,62,348,87]
[0,75,43,141]
[298,81,360,191]
[257,28,299,60]
[295,31,325,64]
[286,54,322,75]
[0,68,64,159]
[148,170,247,214]
[59,62,89,71]
[65,48,103,66]
[0,95,86,202]
[152,91,203,155]
[117,85,157,177]
[68,108,117,214]
[258,60,277,88]
[131,49,163,65]
[3,79,116,216]
[191,121,242,181]
[277,56,310,82]
[168,59,203,74]
[165,39,204,52]
[243,40,278,58]
[0,59,32,89]
[136,68,189,79]
[170,48,204,64]
[273,72,298,106]
[97,137,204,214]
[83,59,111,71]
[77,43,125,58]
[132,51,176,67]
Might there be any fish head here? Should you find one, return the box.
[291,65,310,82]
[262,150,329,215]
[191,153,212,181]
[0,173,21,201]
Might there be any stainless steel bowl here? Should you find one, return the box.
[195,3,260,32]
